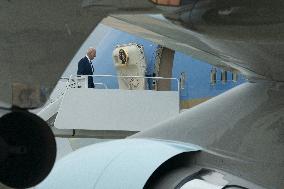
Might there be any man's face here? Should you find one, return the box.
[90,49,96,60]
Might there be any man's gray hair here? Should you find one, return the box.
[87,47,96,54]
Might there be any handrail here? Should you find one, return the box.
[73,75,181,109]
[73,74,180,110]
[94,83,108,89]
[73,74,180,92]
[59,77,70,81]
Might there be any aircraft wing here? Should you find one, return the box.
[102,13,284,81]
[102,14,228,70]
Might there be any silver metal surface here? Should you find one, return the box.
[133,81,284,189]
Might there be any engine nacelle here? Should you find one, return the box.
[0,110,56,188]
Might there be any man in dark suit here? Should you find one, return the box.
[77,47,96,88]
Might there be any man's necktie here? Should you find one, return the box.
[90,62,94,73]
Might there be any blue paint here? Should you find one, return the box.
[92,25,246,100]
[171,51,246,100]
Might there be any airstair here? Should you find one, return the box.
[38,43,180,138]
[38,75,180,138]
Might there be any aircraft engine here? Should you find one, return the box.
[0,109,56,188]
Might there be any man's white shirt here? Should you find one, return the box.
[86,55,94,73]
[86,55,92,63]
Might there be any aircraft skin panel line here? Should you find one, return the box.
[35,139,199,189]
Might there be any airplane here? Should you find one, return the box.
[36,23,244,139]
[0,0,283,189]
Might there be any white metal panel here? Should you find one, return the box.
[35,139,199,189]
[54,88,179,131]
